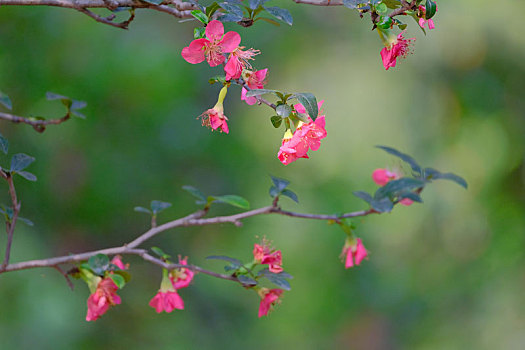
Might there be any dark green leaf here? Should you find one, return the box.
[376,145,422,174]
[206,255,243,267]
[0,91,12,110]
[134,206,151,214]
[425,0,437,19]
[71,110,86,119]
[191,9,209,24]
[88,254,110,275]
[281,189,299,203]
[140,0,162,4]
[292,93,318,121]
[397,191,423,203]
[71,100,87,111]
[270,115,282,128]
[46,91,69,101]
[219,12,243,22]
[375,178,426,199]
[271,175,289,192]
[276,104,292,118]
[182,185,207,201]
[264,6,293,25]
[0,132,8,154]
[150,200,172,214]
[245,89,277,97]
[113,270,132,283]
[263,272,291,290]
[370,197,394,213]
[237,275,257,286]
[219,3,243,17]
[151,246,171,259]
[109,274,126,289]
[269,186,279,197]
[423,168,468,189]
[248,0,267,9]
[213,195,250,209]
[342,0,363,9]
[353,191,373,204]
[16,171,37,182]
[10,153,35,172]
[188,0,205,11]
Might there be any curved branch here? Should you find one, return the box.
[0,111,70,133]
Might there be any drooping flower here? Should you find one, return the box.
[149,268,185,313]
[253,240,283,273]
[277,129,309,166]
[258,288,284,317]
[380,32,415,70]
[86,277,121,321]
[111,255,128,270]
[224,47,260,80]
[418,4,437,30]
[181,20,241,67]
[341,238,368,269]
[372,168,413,206]
[170,256,194,289]
[200,86,229,133]
[241,68,268,105]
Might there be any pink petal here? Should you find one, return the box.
[224,55,242,80]
[372,169,390,186]
[354,239,368,265]
[399,198,413,206]
[344,248,354,269]
[419,18,425,28]
[428,19,435,30]
[205,20,224,41]
[220,31,241,53]
[181,39,207,64]
[149,293,164,313]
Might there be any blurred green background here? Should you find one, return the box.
[0,0,524,348]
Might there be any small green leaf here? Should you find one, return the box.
[134,206,151,214]
[342,0,363,9]
[113,270,131,283]
[213,195,250,209]
[0,132,9,154]
[0,91,12,110]
[237,275,257,286]
[182,185,207,201]
[10,153,35,172]
[270,175,289,192]
[375,178,425,199]
[16,171,37,182]
[397,191,423,203]
[291,93,318,121]
[353,191,373,204]
[270,115,282,128]
[269,186,279,198]
[109,273,126,289]
[281,189,299,203]
[191,9,209,24]
[245,89,277,97]
[151,246,171,259]
[18,217,34,226]
[194,27,206,39]
[370,197,394,213]
[425,0,437,19]
[375,2,387,14]
[276,104,292,118]
[219,3,243,17]
[150,200,172,214]
[260,271,291,290]
[88,254,110,276]
[423,168,468,189]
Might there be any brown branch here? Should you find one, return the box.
[77,7,135,29]
[235,79,277,110]
[0,111,71,133]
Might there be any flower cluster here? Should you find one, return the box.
[149,256,194,313]
[253,240,283,273]
[380,32,415,71]
[372,168,413,206]
[418,4,437,30]
[278,101,327,165]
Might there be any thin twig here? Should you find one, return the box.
[53,265,75,291]
[1,174,20,269]
[0,111,71,133]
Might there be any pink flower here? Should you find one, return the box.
[170,256,194,289]
[372,168,413,206]
[241,68,268,105]
[418,5,436,30]
[277,129,309,165]
[224,47,260,80]
[111,255,128,270]
[258,288,283,317]
[86,277,121,322]
[253,241,283,273]
[380,32,415,70]
[181,20,241,67]
[342,238,368,269]
[149,291,184,313]
[200,86,229,133]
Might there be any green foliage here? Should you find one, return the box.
[0,132,8,155]
[88,254,110,276]
[0,91,12,110]
[10,153,35,173]
[211,194,250,209]
[151,246,171,260]
[291,93,318,121]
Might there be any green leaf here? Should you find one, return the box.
[423,168,468,189]
[113,270,132,283]
[213,195,250,209]
[16,171,37,182]
[219,3,244,17]
[248,0,267,10]
[342,0,364,9]
[263,6,293,25]
[46,92,72,109]
[245,89,277,97]
[270,115,282,128]
[109,273,126,289]
[182,185,207,202]
[18,217,34,226]
[237,275,257,286]
[10,153,35,172]
[269,186,279,197]
[260,271,291,290]
[194,26,206,39]
[397,191,423,203]
[276,104,292,118]
[271,175,290,192]
[383,0,401,9]
[191,9,209,24]
[0,132,9,154]
[425,0,437,19]
[281,189,299,203]
[376,145,422,174]
[375,2,387,14]
[370,197,394,213]
[375,177,426,199]
[257,17,281,26]
[292,93,318,121]
[134,206,151,214]
[150,200,172,214]
[88,254,110,276]
[0,91,12,110]
[71,100,87,111]
[206,255,243,268]
[353,191,373,204]
[151,246,171,259]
